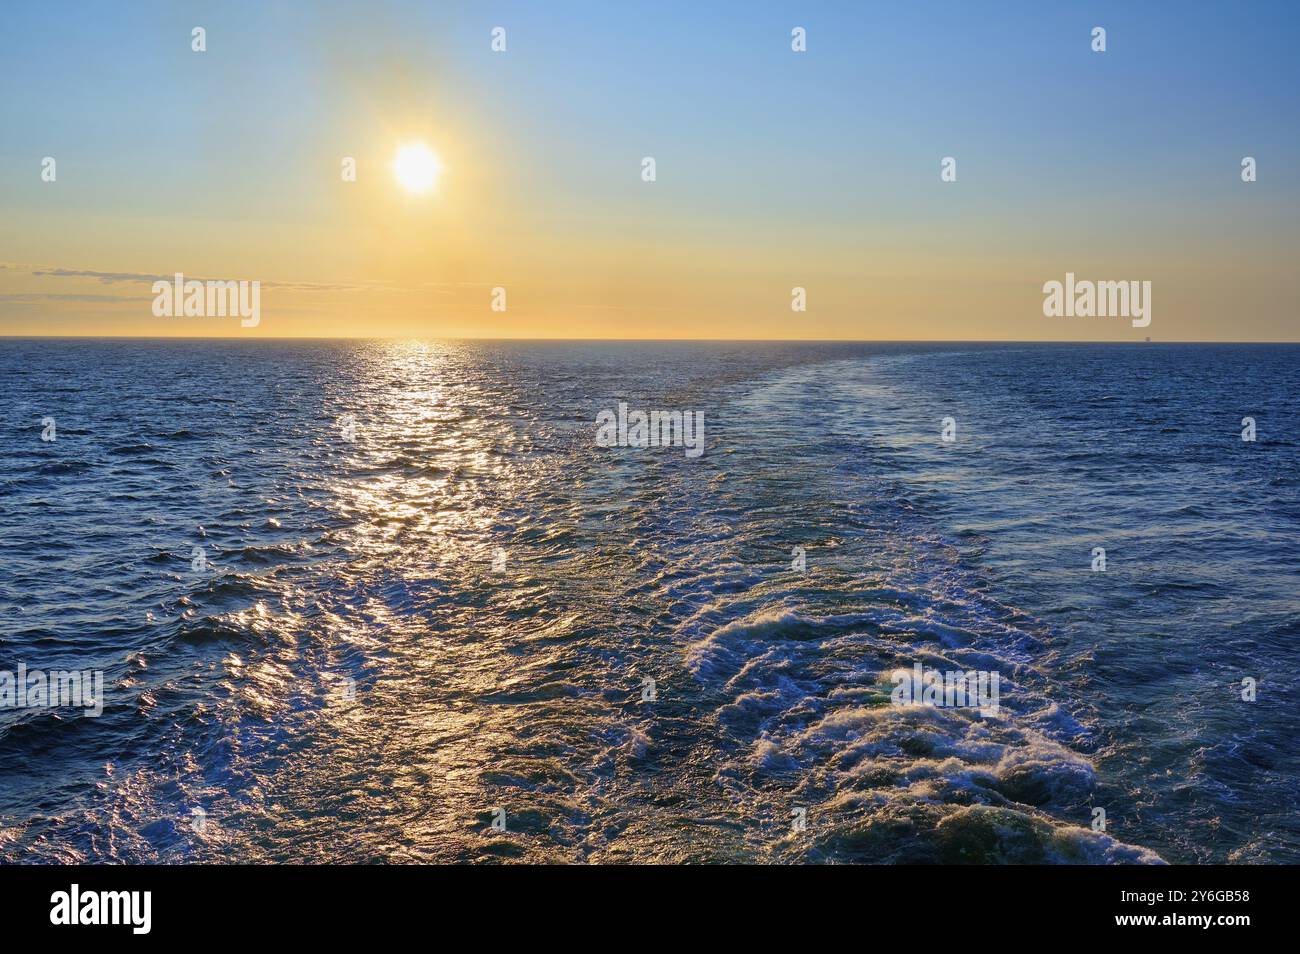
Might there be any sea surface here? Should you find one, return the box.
[1,339,1297,864]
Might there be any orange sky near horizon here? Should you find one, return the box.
[2,3,1297,342]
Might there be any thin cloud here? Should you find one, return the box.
[11,264,390,293]
[0,293,129,302]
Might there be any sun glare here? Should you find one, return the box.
[393,143,440,193]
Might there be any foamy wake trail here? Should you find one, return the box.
[683,602,1164,864]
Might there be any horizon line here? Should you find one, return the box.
[2,334,1299,346]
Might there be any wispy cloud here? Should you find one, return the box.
[6,263,397,293]
[0,293,130,303]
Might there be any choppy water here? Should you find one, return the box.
[1,339,1297,864]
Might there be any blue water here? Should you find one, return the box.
[1,339,1297,863]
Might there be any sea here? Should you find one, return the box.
[1,339,1297,863]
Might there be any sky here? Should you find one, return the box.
[1,0,1297,341]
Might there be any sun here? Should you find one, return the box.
[393,143,440,193]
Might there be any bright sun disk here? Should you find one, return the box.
[393,143,440,193]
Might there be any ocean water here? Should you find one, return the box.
[1,339,1297,864]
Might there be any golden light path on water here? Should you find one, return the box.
[196,340,673,861]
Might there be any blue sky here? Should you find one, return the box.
[2,1,1297,339]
